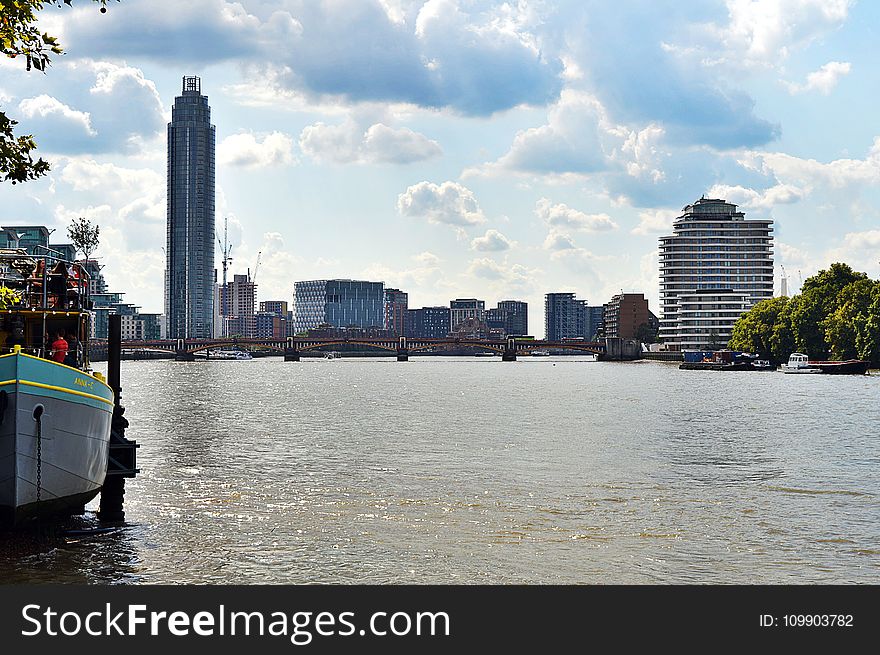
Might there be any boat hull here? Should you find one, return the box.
[811,360,871,375]
[0,353,113,526]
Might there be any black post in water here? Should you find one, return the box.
[98,314,139,523]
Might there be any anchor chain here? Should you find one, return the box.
[34,407,43,502]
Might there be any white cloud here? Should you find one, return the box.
[740,137,880,191]
[397,181,486,229]
[706,182,805,212]
[466,258,539,292]
[471,229,512,252]
[473,90,611,176]
[18,95,96,136]
[363,123,442,163]
[719,0,853,64]
[300,120,441,164]
[842,230,880,250]
[784,61,851,95]
[630,208,679,236]
[543,232,577,251]
[218,131,295,168]
[535,198,618,232]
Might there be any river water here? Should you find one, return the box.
[1,357,878,584]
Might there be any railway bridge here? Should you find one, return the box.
[89,336,636,362]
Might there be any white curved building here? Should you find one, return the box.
[659,198,773,350]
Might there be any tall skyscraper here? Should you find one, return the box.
[165,76,216,339]
[659,197,773,350]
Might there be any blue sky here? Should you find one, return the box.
[1,0,878,337]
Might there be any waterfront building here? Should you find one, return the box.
[165,75,216,339]
[580,305,605,341]
[659,197,773,350]
[260,300,289,317]
[545,293,579,340]
[220,273,257,337]
[488,300,529,336]
[450,298,485,332]
[80,260,108,294]
[255,310,284,339]
[604,293,650,340]
[294,280,385,333]
[452,316,490,339]
[384,288,408,336]
[406,306,451,339]
[2,226,83,267]
[139,313,164,340]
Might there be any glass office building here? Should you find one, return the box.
[294,280,385,333]
[165,76,216,339]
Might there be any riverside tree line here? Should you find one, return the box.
[728,263,880,365]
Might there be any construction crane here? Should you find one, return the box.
[218,216,234,336]
[218,216,234,290]
[252,250,262,284]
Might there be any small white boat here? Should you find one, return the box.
[325,351,340,360]
[530,350,550,356]
[208,349,252,360]
[780,353,822,374]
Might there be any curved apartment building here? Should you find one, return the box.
[659,198,773,350]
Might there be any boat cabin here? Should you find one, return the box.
[0,249,92,368]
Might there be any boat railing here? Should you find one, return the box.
[0,249,92,312]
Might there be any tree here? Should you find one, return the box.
[728,296,789,361]
[729,262,879,364]
[825,279,880,362]
[635,321,659,344]
[0,1,117,184]
[791,264,868,357]
[67,217,100,261]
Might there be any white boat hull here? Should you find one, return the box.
[0,354,113,526]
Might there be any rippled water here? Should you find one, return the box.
[2,357,879,584]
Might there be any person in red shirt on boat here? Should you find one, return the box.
[51,332,68,363]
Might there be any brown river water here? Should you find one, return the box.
[1,357,878,584]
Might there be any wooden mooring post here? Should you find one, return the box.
[97,314,140,523]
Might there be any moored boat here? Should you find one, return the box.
[780,353,822,374]
[809,359,870,375]
[0,250,112,526]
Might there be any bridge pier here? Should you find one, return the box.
[397,336,409,361]
[284,337,300,361]
[502,337,517,361]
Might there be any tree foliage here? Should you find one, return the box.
[0,1,117,183]
[728,296,789,361]
[67,216,100,261]
[729,263,880,364]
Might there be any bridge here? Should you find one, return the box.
[89,336,630,362]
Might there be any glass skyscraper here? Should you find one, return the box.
[165,76,215,339]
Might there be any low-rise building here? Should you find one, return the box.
[604,293,650,340]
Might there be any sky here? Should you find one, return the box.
[1,0,879,338]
